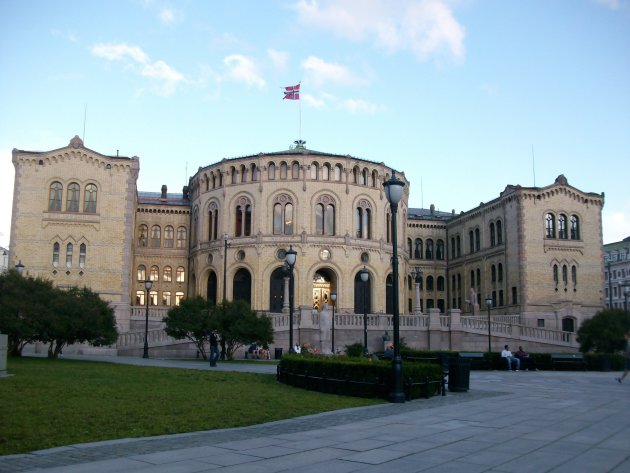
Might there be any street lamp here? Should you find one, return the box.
[330,292,337,354]
[143,279,153,358]
[360,267,369,356]
[285,245,297,353]
[15,260,25,276]
[383,171,405,403]
[485,295,493,355]
[223,233,229,302]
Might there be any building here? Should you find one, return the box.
[603,237,630,311]
[8,137,606,354]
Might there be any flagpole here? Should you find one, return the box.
[299,97,302,142]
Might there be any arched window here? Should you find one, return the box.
[49,181,62,211]
[425,239,434,259]
[138,225,148,247]
[562,265,568,286]
[84,184,97,213]
[553,264,559,287]
[175,292,184,306]
[280,161,288,179]
[150,265,159,281]
[137,265,146,281]
[496,219,503,244]
[475,228,480,251]
[470,270,475,288]
[311,162,319,180]
[230,166,237,184]
[437,276,445,291]
[176,266,185,283]
[334,164,342,181]
[164,226,174,247]
[451,237,455,259]
[322,163,330,181]
[572,265,577,287]
[546,213,556,238]
[66,243,73,267]
[176,226,187,248]
[355,201,372,239]
[235,198,253,237]
[360,168,368,185]
[272,195,294,235]
[52,242,60,266]
[251,163,259,181]
[212,172,217,189]
[407,238,413,258]
[491,265,497,282]
[79,243,86,267]
[436,240,444,260]
[498,263,503,282]
[456,235,461,257]
[490,222,496,247]
[268,162,276,180]
[162,292,171,306]
[163,266,172,282]
[66,183,80,212]
[315,196,336,235]
[570,215,580,240]
[371,170,378,187]
[558,214,568,239]
[414,238,423,259]
[291,161,300,179]
[469,230,474,253]
[151,225,161,247]
[426,275,434,291]
[240,164,247,183]
[208,203,218,241]
[476,268,481,289]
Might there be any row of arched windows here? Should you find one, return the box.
[407,238,445,260]
[48,181,98,213]
[137,264,186,283]
[546,213,580,240]
[450,219,504,259]
[136,289,184,307]
[52,242,86,268]
[407,275,445,291]
[553,264,578,290]
[202,161,384,191]
[137,225,187,248]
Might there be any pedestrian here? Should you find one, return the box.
[501,344,520,371]
[293,343,301,354]
[209,330,220,367]
[515,346,537,371]
[615,332,630,384]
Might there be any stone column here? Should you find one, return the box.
[414,282,422,315]
[282,276,290,314]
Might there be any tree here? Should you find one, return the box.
[210,300,274,360]
[163,296,213,359]
[577,309,630,353]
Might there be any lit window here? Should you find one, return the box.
[150,265,159,281]
[176,266,185,282]
[162,291,171,306]
[163,266,172,282]
[175,291,184,306]
[137,265,146,281]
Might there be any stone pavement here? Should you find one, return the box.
[1,356,629,473]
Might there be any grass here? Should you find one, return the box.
[0,357,382,456]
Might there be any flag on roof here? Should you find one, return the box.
[283,83,300,100]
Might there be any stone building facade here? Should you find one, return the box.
[603,237,630,310]
[8,137,606,353]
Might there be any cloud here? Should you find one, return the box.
[268,49,289,70]
[301,91,380,114]
[340,98,380,114]
[593,0,624,10]
[223,54,266,88]
[301,55,363,86]
[292,0,465,62]
[91,43,184,96]
[301,93,326,109]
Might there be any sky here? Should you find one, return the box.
[1,0,629,250]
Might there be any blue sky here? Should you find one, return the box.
[1,0,629,249]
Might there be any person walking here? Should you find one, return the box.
[209,330,220,367]
[615,332,630,384]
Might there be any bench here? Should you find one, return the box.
[458,352,489,370]
[551,353,586,371]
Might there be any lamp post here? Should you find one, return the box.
[383,171,405,403]
[223,233,229,302]
[143,279,153,358]
[285,245,297,353]
[330,292,337,354]
[15,260,25,276]
[485,295,493,355]
[360,267,369,356]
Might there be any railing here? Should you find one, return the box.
[117,328,183,348]
[521,325,575,344]
[130,306,170,319]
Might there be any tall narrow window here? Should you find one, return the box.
[490,222,496,247]
[176,226,187,248]
[273,203,283,235]
[66,183,80,212]
[558,214,568,239]
[251,164,259,181]
[236,205,243,236]
[285,203,293,235]
[230,166,237,184]
[291,161,300,179]
[164,226,174,248]
[425,239,434,259]
[475,228,480,251]
[355,202,372,239]
[240,164,247,183]
[66,243,73,267]
[162,292,171,306]
[272,195,294,235]
[371,170,378,187]
[315,197,335,235]
[52,242,60,266]
[572,265,577,287]
[414,239,423,259]
[570,215,580,240]
[208,204,218,241]
[437,276,445,291]
[151,225,161,247]
[326,204,335,236]
[150,265,159,281]
[436,240,444,260]
[334,164,342,181]
[408,238,413,258]
[244,204,252,236]
[498,263,503,282]
[176,266,185,282]
[456,235,461,257]
[164,266,172,282]
[451,238,455,259]
[322,163,330,181]
[311,162,319,180]
[355,208,363,238]
[469,230,474,253]
[268,162,276,180]
[84,184,97,212]
[280,162,288,179]
[49,182,62,211]
[79,243,86,267]
[546,213,556,238]
[360,168,368,185]
[491,265,497,282]
[426,276,434,291]
[562,265,568,286]
[137,264,146,281]
[496,219,503,244]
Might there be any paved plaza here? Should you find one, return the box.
[1,356,629,473]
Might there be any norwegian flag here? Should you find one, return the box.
[283,83,300,100]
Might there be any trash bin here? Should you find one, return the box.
[274,347,283,360]
[448,358,471,392]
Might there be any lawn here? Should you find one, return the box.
[0,357,382,455]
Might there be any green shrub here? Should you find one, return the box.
[345,342,365,357]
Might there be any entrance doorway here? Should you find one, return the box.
[312,269,334,311]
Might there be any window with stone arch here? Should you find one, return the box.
[150,265,159,281]
[164,226,174,247]
[83,184,97,213]
[371,170,378,187]
[280,161,288,179]
[546,213,556,238]
[66,182,80,212]
[230,166,237,184]
[334,164,342,181]
[66,243,73,267]
[137,264,146,281]
[49,181,63,211]
[360,168,368,186]
[268,162,276,180]
[251,163,259,182]
[570,215,580,240]
[498,263,503,282]
[425,239,434,259]
[475,228,480,251]
[353,166,360,184]
[177,226,187,248]
[558,214,568,239]
[151,225,161,248]
[208,202,219,241]
[164,266,172,282]
[273,194,294,235]
[52,242,60,266]
[240,164,248,183]
[315,195,336,236]
[436,239,444,260]
[212,172,217,189]
[138,224,148,247]
[414,238,423,259]
[322,163,330,180]
[310,162,319,180]
[176,266,185,283]
[355,199,372,239]
[79,243,86,267]
[496,219,503,244]
[235,196,253,237]
[289,161,299,179]
[490,222,496,247]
